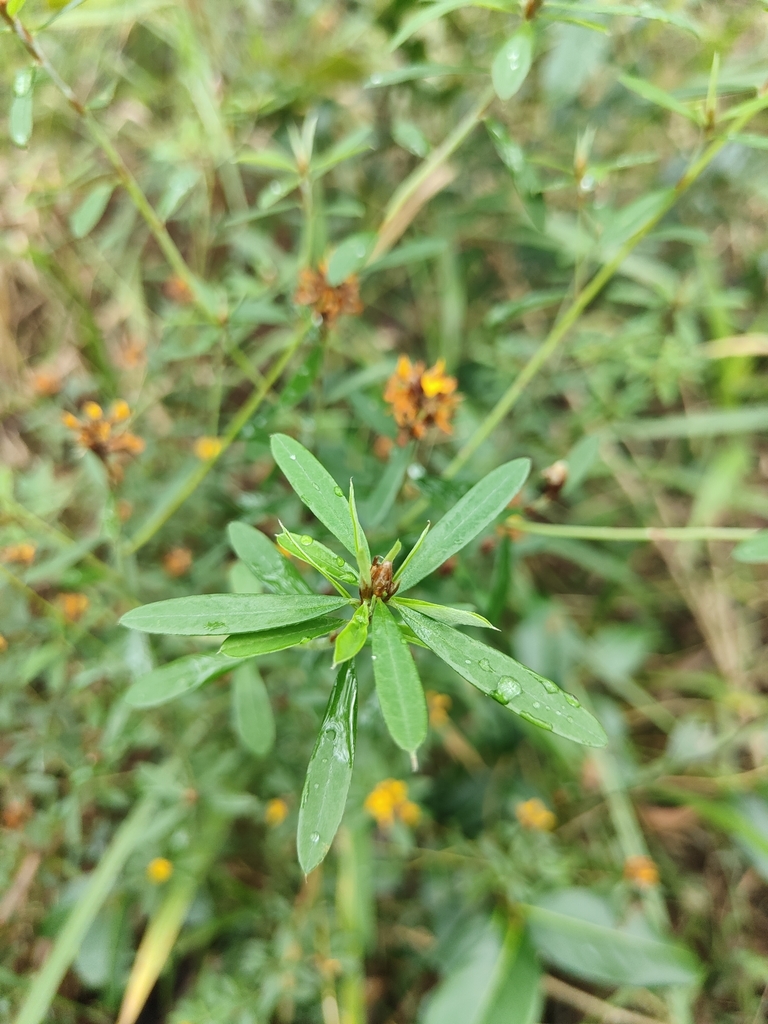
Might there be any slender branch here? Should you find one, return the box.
[507,517,759,543]
[444,94,768,478]
[0,5,222,323]
[125,324,310,554]
[543,974,669,1024]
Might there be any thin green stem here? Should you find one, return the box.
[0,6,222,323]
[125,323,310,554]
[507,518,759,543]
[444,96,768,478]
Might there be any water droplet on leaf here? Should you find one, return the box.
[478,658,492,672]
[492,677,522,704]
[334,486,344,497]
[300,535,313,546]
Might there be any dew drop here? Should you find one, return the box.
[541,679,559,694]
[313,783,319,790]
[478,658,492,672]
[492,677,522,704]
[324,728,337,741]
[371,654,377,660]
[518,710,553,731]
[370,72,382,85]
[532,700,541,709]
[334,486,344,497]
[566,715,574,724]
[289,453,297,460]
[335,556,345,567]
[310,831,320,844]
[563,692,581,708]
[300,535,313,546]
[465,659,471,665]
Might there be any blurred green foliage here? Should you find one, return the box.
[2,0,768,1022]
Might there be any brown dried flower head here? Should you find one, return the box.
[360,557,400,602]
[384,355,459,443]
[294,265,363,327]
[62,400,144,477]
[163,547,193,578]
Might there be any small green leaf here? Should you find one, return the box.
[491,26,534,102]
[297,662,358,874]
[392,598,496,630]
[236,145,297,172]
[69,182,115,239]
[310,127,374,177]
[348,480,371,585]
[7,0,30,16]
[120,594,350,636]
[326,233,375,286]
[125,652,245,708]
[270,434,356,555]
[733,532,768,563]
[397,458,531,592]
[231,662,275,757]
[221,616,344,657]
[228,522,313,595]
[397,607,607,747]
[10,68,34,148]
[371,601,428,753]
[276,527,358,590]
[619,73,701,123]
[334,603,369,666]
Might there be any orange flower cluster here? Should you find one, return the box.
[364,779,420,829]
[515,797,556,832]
[58,592,89,622]
[384,356,459,443]
[1,542,36,566]
[62,400,144,477]
[163,547,192,577]
[294,266,362,327]
[624,854,659,888]
[265,797,289,827]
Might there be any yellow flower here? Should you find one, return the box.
[384,355,459,443]
[146,857,174,884]
[194,436,223,461]
[426,690,452,728]
[30,368,62,396]
[1,542,36,566]
[515,797,556,832]
[82,401,104,421]
[62,400,144,472]
[58,592,89,623]
[364,779,419,829]
[110,399,131,423]
[623,855,659,889]
[265,797,289,827]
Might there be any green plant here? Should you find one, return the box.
[122,434,605,871]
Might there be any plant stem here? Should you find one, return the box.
[507,518,758,543]
[125,323,310,554]
[444,96,768,478]
[0,5,221,323]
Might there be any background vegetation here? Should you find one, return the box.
[2,0,768,1021]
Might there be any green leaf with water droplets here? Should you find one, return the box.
[334,603,369,666]
[125,652,248,708]
[228,521,313,594]
[491,25,534,102]
[297,662,358,874]
[276,527,358,589]
[231,662,275,757]
[371,601,428,753]
[120,593,350,636]
[326,233,376,286]
[270,434,357,555]
[392,597,497,630]
[397,607,607,747]
[220,616,344,657]
[397,458,531,593]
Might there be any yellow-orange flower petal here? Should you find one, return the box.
[110,399,131,423]
[146,857,173,883]
[1,542,36,566]
[59,592,89,622]
[265,797,289,827]
[0,634,7,653]
[82,401,103,421]
[515,797,556,832]
[194,436,223,461]
[624,854,659,888]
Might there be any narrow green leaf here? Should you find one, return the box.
[491,26,534,102]
[397,607,607,747]
[10,68,34,148]
[334,603,369,666]
[348,480,372,585]
[120,593,350,636]
[7,0,30,16]
[371,601,428,753]
[270,434,357,554]
[236,145,297,172]
[221,616,343,657]
[481,928,542,1024]
[600,189,675,256]
[228,521,313,595]
[276,526,358,590]
[619,73,700,123]
[69,182,115,239]
[392,597,496,630]
[125,652,247,708]
[297,662,358,873]
[310,127,374,177]
[733,532,768,563]
[526,892,700,987]
[397,458,531,592]
[389,0,470,51]
[326,233,376,286]
[485,289,567,328]
[231,662,275,756]
[394,521,430,583]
